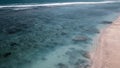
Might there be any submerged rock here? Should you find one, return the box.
[72,35,88,41]
[2,23,28,34]
[61,31,67,35]
[102,21,112,24]
[3,26,22,34]
[56,63,68,68]
[80,50,90,59]
[3,52,12,58]
[85,27,99,33]
[74,59,90,68]
[10,42,18,46]
[41,57,47,61]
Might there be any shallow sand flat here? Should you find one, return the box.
[91,17,120,68]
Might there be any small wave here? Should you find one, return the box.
[12,7,32,10]
[0,1,119,9]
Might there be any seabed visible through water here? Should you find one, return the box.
[0,1,120,68]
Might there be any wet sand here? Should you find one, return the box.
[91,17,120,68]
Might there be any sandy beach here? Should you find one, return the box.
[91,17,120,68]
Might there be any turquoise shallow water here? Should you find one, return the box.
[0,2,120,68]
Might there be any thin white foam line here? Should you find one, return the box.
[0,1,119,8]
[12,7,31,10]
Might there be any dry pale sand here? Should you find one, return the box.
[90,17,120,68]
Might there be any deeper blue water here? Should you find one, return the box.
[0,0,103,5]
[0,1,120,68]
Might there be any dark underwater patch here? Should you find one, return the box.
[56,63,68,68]
[101,21,112,24]
[3,52,12,58]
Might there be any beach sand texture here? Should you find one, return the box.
[91,17,120,68]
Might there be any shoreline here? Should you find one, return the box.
[90,16,120,68]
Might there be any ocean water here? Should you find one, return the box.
[0,1,120,68]
[0,0,104,5]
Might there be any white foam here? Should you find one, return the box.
[0,1,119,9]
[12,7,31,10]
